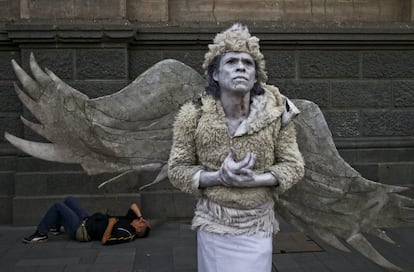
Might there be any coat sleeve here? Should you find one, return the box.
[168,102,204,197]
[266,121,305,194]
[103,222,136,245]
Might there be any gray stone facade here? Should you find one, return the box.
[0,22,413,225]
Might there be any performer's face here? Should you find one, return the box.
[131,219,148,237]
[213,52,257,96]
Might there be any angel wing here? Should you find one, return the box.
[5,54,414,270]
[276,99,414,271]
[5,53,205,186]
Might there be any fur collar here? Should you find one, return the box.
[200,85,284,136]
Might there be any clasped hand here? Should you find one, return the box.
[199,149,278,188]
[218,149,258,187]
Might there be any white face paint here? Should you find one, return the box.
[213,52,257,96]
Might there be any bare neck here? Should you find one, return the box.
[220,91,251,120]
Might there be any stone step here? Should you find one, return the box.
[378,161,414,187]
[12,190,196,226]
[352,161,414,186]
[15,171,113,196]
[16,157,83,172]
[140,191,197,220]
[353,161,414,199]
[0,171,14,195]
[338,147,414,164]
[12,194,142,226]
[0,156,17,171]
[11,167,194,225]
[0,195,12,224]
[14,170,175,196]
[0,171,14,225]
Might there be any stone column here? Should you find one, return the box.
[20,0,29,19]
[412,0,414,21]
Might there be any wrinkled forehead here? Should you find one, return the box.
[220,52,255,63]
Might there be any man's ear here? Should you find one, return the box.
[213,70,219,81]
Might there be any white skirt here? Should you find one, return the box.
[197,230,273,272]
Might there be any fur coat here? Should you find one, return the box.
[168,84,305,211]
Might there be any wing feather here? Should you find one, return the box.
[20,116,49,139]
[5,54,205,176]
[276,99,414,271]
[13,83,44,121]
[6,53,413,270]
[4,132,82,163]
[11,59,41,100]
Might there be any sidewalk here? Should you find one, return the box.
[0,220,413,272]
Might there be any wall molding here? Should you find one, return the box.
[335,137,414,149]
[3,21,414,48]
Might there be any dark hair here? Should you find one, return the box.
[204,55,265,99]
[136,226,151,238]
[142,227,151,238]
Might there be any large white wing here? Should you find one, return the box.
[5,55,413,270]
[277,99,414,271]
[5,54,205,180]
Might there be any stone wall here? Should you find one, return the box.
[1,0,413,23]
[0,1,413,225]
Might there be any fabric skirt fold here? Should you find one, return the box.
[197,229,272,272]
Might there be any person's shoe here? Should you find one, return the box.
[22,231,48,243]
[49,226,62,236]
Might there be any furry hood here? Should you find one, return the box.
[200,84,284,137]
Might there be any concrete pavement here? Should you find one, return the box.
[0,219,413,272]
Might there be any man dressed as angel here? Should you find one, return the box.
[6,22,414,271]
[168,23,305,272]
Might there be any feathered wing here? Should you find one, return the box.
[276,99,414,271]
[5,53,205,183]
[5,54,414,270]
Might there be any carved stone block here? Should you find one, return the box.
[323,110,360,137]
[283,80,330,108]
[0,115,23,142]
[361,110,414,136]
[265,50,295,79]
[362,51,414,78]
[0,51,20,80]
[77,49,127,79]
[393,80,414,107]
[0,82,22,112]
[331,80,392,108]
[21,49,74,80]
[299,51,359,78]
